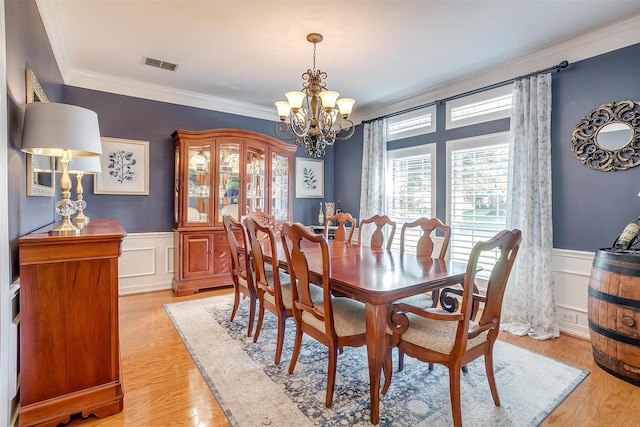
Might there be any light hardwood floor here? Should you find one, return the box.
[65,288,639,426]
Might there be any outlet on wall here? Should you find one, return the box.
[559,311,578,324]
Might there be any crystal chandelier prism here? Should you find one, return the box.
[275,33,355,158]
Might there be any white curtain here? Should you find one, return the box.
[359,119,387,245]
[501,73,559,340]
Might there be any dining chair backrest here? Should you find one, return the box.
[222,214,256,336]
[223,214,252,291]
[466,229,521,334]
[244,217,283,300]
[324,212,356,243]
[281,223,335,326]
[400,217,451,259]
[244,210,277,233]
[358,214,396,250]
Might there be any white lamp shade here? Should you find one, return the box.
[21,102,102,157]
[336,98,355,117]
[285,91,305,109]
[60,155,102,174]
[275,101,292,119]
[319,91,339,109]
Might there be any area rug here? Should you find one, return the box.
[164,296,588,426]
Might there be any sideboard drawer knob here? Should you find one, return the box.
[621,316,636,327]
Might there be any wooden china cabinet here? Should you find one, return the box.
[172,128,296,296]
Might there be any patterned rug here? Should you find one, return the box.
[165,296,588,426]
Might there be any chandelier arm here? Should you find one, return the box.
[274,122,300,143]
[333,124,356,141]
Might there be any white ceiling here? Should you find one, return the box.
[36,0,640,123]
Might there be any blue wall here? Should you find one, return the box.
[335,42,640,252]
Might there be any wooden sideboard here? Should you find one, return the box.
[18,219,126,426]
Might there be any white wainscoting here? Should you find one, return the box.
[117,233,594,339]
[552,248,594,339]
[118,232,175,295]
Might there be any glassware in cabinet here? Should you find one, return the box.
[217,143,241,222]
[187,144,212,225]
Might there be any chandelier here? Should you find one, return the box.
[275,33,355,158]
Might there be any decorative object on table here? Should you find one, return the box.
[318,202,324,225]
[295,157,324,198]
[336,200,342,214]
[571,100,640,171]
[58,155,102,225]
[324,202,335,218]
[612,214,640,250]
[165,295,589,427]
[274,33,355,158]
[588,248,640,385]
[94,137,149,195]
[21,102,102,235]
[25,69,56,198]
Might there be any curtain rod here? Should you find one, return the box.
[362,60,569,125]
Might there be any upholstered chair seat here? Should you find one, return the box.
[398,309,487,354]
[302,297,367,337]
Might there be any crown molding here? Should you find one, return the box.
[355,14,640,123]
[64,68,277,121]
[35,0,71,77]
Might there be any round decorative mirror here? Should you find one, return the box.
[571,100,640,171]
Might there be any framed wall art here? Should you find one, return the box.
[94,137,149,195]
[295,157,324,198]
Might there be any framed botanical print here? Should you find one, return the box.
[295,158,324,198]
[94,137,149,195]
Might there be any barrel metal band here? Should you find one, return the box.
[593,257,640,276]
[588,287,640,308]
[588,320,640,346]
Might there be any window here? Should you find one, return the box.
[446,85,512,129]
[386,144,436,251]
[387,105,436,141]
[446,132,509,273]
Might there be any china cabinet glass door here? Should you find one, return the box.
[271,152,290,221]
[245,146,265,214]
[187,144,212,224]
[217,142,241,222]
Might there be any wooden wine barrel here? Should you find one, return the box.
[588,249,640,386]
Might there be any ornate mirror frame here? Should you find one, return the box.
[571,100,640,172]
[25,69,56,197]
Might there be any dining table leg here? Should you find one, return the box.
[365,301,386,425]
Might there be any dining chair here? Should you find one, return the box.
[396,217,452,370]
[222,215,257,337]
[280,222,369,408]
[244,217,296,365]
[324,212,356,243]
[383,229,522,427]
[358,214,396,249]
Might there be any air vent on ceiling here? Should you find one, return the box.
[142,56,179,72]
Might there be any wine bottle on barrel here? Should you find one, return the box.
[613,216,640,250]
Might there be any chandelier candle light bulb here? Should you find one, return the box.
[275,33,355,158]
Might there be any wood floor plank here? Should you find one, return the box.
[62,288,638,426]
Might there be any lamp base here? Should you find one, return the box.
[73,212,90,225]
[49,217,81,236]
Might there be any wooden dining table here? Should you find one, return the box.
[264,238,468,425]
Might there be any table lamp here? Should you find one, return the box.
[21,102,102,235]
[59,155,102,225]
